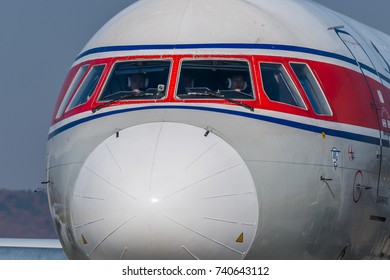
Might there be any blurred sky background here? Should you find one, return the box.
[0,0,389,190]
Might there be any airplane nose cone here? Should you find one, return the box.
[71,122,259,259]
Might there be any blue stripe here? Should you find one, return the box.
[76,43,356,65]
[359,62,390,84]
[48,105,381,146]
[76,43,390,84]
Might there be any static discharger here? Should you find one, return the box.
[236,233,244,243]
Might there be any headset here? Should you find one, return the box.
[226,77,247,91]
[128,75,149,88]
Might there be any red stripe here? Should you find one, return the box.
[51,54,390,133]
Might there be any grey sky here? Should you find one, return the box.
[0,0,389,190]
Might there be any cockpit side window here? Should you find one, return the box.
[290,63,332,116]
[260,62,306,108]
[176,60,254,99]
[67,65,105,111]
[56,64,89,119]
[98,60,171,101]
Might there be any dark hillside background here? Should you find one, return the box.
[0,189,57,238]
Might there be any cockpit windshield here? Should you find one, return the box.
[176,60,254,100]
[98,60,171,101]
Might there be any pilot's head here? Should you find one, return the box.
[229,74,245,92]
[128,73,146,92]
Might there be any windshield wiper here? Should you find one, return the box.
[92,90,254,113]
[188,91,254,112]
[92,91,147,113]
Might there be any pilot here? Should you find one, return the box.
[128,73,147,92]
[178,75,195,94]
[228,74,246,92]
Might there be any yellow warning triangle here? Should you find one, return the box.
[82,234,88,245]
[236,232,244,243]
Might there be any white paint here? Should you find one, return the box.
[46,0,390,260]
[71,122,258,259]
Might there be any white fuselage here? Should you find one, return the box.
[46,0,390,259]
